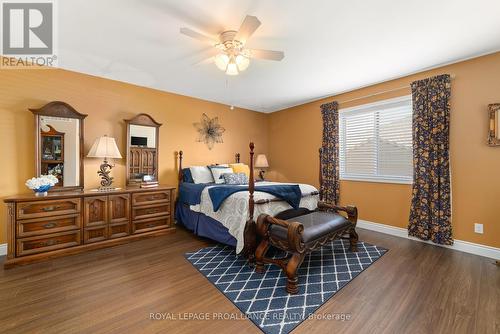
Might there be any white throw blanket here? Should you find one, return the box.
[189,182,319,253]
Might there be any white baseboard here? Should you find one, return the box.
[357,219,500,260]
[0,243,7,257]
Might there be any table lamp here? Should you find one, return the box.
[255,154,269,181]
[87,135,122,190]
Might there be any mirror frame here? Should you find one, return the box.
[124,113,162,186]
[30,101,87,192]
[488,103,500,146]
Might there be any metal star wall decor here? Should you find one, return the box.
[193,113,226,150]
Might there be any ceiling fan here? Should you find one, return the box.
[180,15,284,75]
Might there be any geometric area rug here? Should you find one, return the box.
[185,239,387,334]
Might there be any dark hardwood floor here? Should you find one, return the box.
[1,226,499,334]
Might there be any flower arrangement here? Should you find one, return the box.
[25,175,59,195]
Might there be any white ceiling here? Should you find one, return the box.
[58,0,500,112]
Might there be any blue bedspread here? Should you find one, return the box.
[178,182,212,205]
[178,182,303,212]
[209,184,302,211]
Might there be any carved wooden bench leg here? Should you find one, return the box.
[285,252,306,294]
[349,228,359,252]
[255,238,270,274]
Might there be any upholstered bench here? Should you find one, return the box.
[255,201,358,294]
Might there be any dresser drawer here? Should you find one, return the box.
[132,216,170,234]
[17,230,81,257]
[17,214,81,238]
[132,191,170,206]
[109,222,130,239]
[17,199,81,220]
[132,203,170,220]
[83,225,108,244]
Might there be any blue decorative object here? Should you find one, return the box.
[34,185,51,195]
[25,175,58,196]
[186,240,387,334]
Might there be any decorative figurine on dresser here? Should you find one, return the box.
[3,105,175,268]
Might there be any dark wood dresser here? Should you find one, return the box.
[3,186,175,268]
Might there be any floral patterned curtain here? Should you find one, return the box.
[320,101,340,205]
[408,74,453,245]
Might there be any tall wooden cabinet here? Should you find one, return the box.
[4,186,175,268]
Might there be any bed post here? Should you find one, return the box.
[318,148,323,201]
[235,153,240,163]
[178,150,183,189]
[242,142,257,265]
[249,143,255,221]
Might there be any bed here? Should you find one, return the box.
[175,143,320,260]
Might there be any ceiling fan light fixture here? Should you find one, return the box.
[226,60,239,76]
[180,15,284,76]
[235,54,250,71]
[214,53,229,71]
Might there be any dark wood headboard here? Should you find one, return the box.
[177,151,241,190]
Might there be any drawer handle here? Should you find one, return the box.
[38,239,58,247]
[42,206,61,212]
[146,209,159,214]
[43,222,57,229]
[145,223,156,228]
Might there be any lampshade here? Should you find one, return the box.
[214,53,229,71]
[255,154,269,168]
[235,54,250,71]
[87,135,122,159]
[226,57,239,76]
[214,52,251,75]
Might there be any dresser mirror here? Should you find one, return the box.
[488,103,500,146]
[124,114,161,186]
[30,101,87,191]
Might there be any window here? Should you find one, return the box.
[339,96,413,184]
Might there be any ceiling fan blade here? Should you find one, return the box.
[180,27,218,44]
[192,48,220,66]
[235,15,261,44]
[248,49,285,61]
[194,57,214,66]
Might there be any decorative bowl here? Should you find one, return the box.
[26,175,58,196]
[34,185,52,196]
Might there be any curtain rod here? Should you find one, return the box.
[338,74,456,105]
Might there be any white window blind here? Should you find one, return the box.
[339,96,413,184]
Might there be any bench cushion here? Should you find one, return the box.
[269,211,352,243]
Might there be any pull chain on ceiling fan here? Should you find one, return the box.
[180,15,284,75]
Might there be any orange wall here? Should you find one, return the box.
[268,52,500,248]
[1,52,499,249]
[0,69,268,244]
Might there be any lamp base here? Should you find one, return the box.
[258,170,266,181]
[98,159,114,188]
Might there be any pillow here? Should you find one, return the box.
[229,163,250,178]
[207,164,229,168]
[222,172,249,185]
[182,168,194,183]
[189,166,214,184]
[210,167,233,184]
